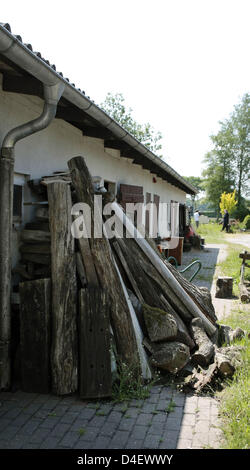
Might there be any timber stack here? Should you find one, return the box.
[14,156,247,398]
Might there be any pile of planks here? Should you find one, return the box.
[16,156,246,398]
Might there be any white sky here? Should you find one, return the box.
[1,0,249,177]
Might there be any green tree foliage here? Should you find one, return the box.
[202,94,250,219]
[182,176,204,193]
[100,92,163,156]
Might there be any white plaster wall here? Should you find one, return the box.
[0,75,186,238]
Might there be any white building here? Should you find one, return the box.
[0,23,196,244]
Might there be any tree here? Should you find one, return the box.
[183,176,205,210]
[202,93,250,219]
[100,92,163,155]
[220,190,237,215]
[182,176,204,193]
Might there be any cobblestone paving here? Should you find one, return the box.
[0,387,223,449]
[181,245,220,290]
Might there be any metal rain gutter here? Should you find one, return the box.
[0,23,197,195]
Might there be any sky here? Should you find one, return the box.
[1,0,249,177]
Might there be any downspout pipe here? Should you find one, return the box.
[0,81,64,390]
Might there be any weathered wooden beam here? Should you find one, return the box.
[21,253,51,265]
[68,156,140,371]
[20,244,51,255]
[19,279,51,393]
[79,287,112,399]
[113,241,144,304]
[76,251,87,287]
[20,230,50,244]
[47,182,78,395]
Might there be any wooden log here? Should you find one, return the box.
[215,345,243,377]
[47,182,78,395]
[150,341,190,373]
[112,202,217,336]
[19,278,51,393]
[116,237,192,322]
[68,156,140,371]
[239,282,250,302]
[215,277,233,299]
[146,235,217,324]
[142,304,178,343]
[79,287,112,399]
[215,352,235,377]
[20,230,51,244]
[160,295,195,349]
[190,317,214,367]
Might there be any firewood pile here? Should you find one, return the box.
[15,156,247,398]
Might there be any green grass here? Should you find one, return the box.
[217,310,250,449]
[196,222,227,244]
[218,243,250,296]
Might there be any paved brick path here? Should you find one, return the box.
[0,244,225,450]
[0,387,222,449]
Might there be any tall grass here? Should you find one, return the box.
[218,311,250,449]
[196,222,226,244]
[218,243,250,296]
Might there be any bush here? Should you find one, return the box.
[242,214,250,230]
[232,200,250,221]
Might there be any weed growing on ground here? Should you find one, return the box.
[165,399,176,413]
[112,359,158,403]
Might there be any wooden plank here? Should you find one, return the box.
[68,156,140,371]
[36,207,49,221]
[21,253,51,265]
[79,287,112,399]
[77,237,99,287]
[239,251,250,260]
[20,244,51,255]
[20,230,50,244]
[47,182,78,395]
[25,221,50,231]
[113,241,144,304]
[76,251,87,287]
[19,279,51,393]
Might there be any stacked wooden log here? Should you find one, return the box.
[16,158,247,399]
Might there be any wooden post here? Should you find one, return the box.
[68,156,140,371]
[19,279,51,393]
[47,182,78,395]
[79,287,112,399]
